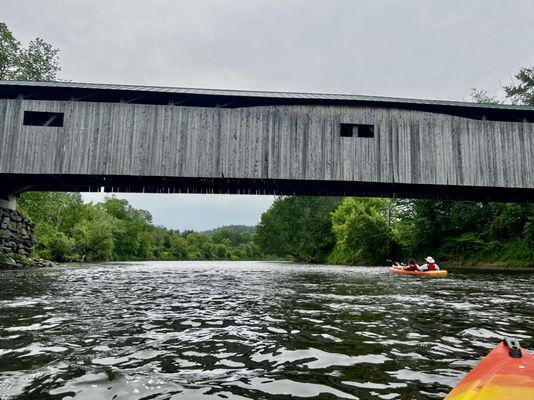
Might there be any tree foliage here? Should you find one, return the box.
[472,65,534,107]
[16,189,534,268]
[330,198,398,265]
[504,66,534,106]
[398,200,534,266]
[470,88,501,104]
[18,193,260,262]
[0,22,61,81]
[255,196,339,262]
[254,196,534,267]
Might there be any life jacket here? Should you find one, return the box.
[427,263,437,271]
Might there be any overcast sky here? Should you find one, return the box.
[3,0,534,230]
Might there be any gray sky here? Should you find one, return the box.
[3,0,534,230]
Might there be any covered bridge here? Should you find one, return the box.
[1,81,533,202]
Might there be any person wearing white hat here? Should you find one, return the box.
[419,256,440,272]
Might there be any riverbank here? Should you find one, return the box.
[444,261,534,271]
[0,253,59,269]
[440,253,534,270]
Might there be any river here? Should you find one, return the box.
[0,261,532,399]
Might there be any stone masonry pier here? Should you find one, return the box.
[0,195,37,268]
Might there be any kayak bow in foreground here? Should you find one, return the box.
[445,339,534,400]
[389,266,448,278]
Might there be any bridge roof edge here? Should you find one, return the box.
[1,80,534,121]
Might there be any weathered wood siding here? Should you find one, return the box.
[1,99,533,189]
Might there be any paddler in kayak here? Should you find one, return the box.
[391,259,419,271]
[403,259,419,271]
[419,256,440,272]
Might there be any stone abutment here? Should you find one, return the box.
[0,194,49,268]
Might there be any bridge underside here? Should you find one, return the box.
[1,174,532,202]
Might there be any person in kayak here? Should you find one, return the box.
[403,259,419,271]
[419,256,440,271]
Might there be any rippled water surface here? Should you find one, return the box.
[0,261,533,400]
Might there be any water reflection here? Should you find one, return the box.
[0,261,533,399]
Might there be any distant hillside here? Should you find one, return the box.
[204,225,256,235]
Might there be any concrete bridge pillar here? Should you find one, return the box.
[0,193,36,265]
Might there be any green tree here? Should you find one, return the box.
[472,65,534,107]
[0,22,61,81]
[211,227,248,247]
[255,196,339,262]
[396,199,534,266]
[18,192,87,260]
[504,66,534,106]
[102,197,153,260]
[19,192,86,232]
[330,198,397,265]
[71,205,118,261]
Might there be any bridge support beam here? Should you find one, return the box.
[0,193,36,267]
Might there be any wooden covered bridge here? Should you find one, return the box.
[1,81,533,202]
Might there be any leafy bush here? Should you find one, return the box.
[330,198,397,265]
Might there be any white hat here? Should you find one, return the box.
[425,256,435,263]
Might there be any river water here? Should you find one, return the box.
[0,261,532,400]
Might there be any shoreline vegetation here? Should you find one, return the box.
[15,193,534,269]
[255,196,534,269]
[18,193,261,264]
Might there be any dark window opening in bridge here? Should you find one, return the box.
[340,123,374,138]
[23,111,64,127]
[340,123,354,137]
[357,124,374,138]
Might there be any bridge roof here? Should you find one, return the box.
[1,80,534,122]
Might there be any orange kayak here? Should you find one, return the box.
[445,339,534,400]
[389,266,447,278]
